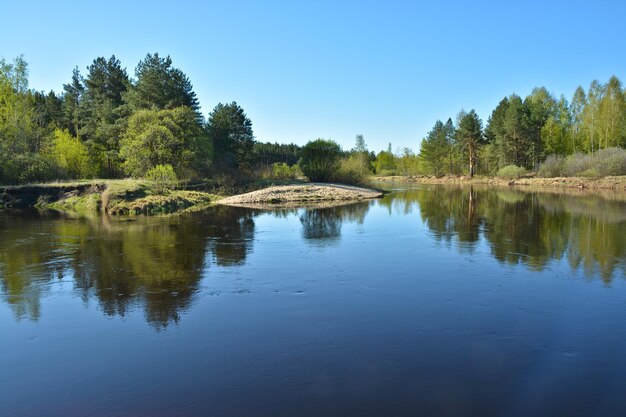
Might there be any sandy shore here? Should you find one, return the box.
[372,175,626,190]
[218,183,383,206]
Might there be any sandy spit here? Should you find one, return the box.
[218,183,383,206]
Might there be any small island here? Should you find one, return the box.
[219,183,383,207]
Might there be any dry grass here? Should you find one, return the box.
[218,183,383,206]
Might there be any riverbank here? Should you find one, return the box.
[0,180,382,215]
[0,180,218,215]
[218,183,383,207]
[372,175,626,190]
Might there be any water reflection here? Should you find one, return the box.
[299,202,369,244]
[1,186,625,327]
[381,186,626,282]
[0,207,256,328]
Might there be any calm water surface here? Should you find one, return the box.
[1,185,625,417]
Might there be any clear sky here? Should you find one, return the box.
[1,0,624,152]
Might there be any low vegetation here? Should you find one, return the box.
[496,165,527,180]
[538,147,626,178]
[1,179,218,215]
[265,162,303,180]
[145,164,178,194]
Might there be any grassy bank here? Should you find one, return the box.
[372,175,626,191]
[0,179,219,215]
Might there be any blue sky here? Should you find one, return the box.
[1,0,624,152]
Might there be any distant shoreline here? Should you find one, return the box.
[371,175,626,191]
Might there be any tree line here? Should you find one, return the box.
[0,54,305,184]
[1,53,624,184]
[418,78,626,177]
[283,76,626,181]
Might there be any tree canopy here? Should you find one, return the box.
[0,53,625,184]
[125,53,201,117]
[299,139,342,182]
[207,102,254,172]
[119,107,211,178]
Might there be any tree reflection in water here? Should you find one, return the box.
[298,202,369,244]
[1,187,624,327]
[390,185,626,282]
[0,206,256,328]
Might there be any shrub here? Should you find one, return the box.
[578,168,601,179]
[377,169,397,176]
[593,147,626,177]
[560,148,626,177]
[48,129,93,179]
[2,153,56,184]
[395,149,422,176]
[270,162,302,180]
[497,165,526,179]
[374,151,396,174]
[330,158,366,185]
[564,153,593,177]
[145,164,178,194]
[299,139,342,182]
[538,155,566,177]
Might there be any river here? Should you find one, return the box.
[1,184,625,417]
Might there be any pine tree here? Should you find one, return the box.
[125,53,201,119]
[501,95,531,167]
[419,120,450,176]
[62,67,84,137]
[455,110,483,177]
[207,102,254,171]
[78,56,130,176]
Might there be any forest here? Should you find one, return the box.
[1,54,625,185]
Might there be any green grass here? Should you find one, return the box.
[107,190,217,215]
[46,193,102,215]
[5,178,219,216]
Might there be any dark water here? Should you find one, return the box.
[1,185,625,417]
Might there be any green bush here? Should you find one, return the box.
[3,153,56,184]
[578,168,601,179]
[299,139,342,182]
[374,151,396,174]
[270,162,302,180]
[145,164,178,194]
[48,129,93,179]
[497,165,526,179]
[376,169,397,176]
[330,158,367,185]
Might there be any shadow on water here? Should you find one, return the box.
[1,186,625,327]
